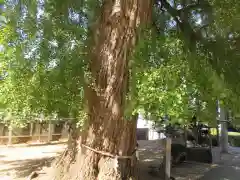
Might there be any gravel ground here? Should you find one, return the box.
[137,140,213,180]
[0,140,239,180]
[198,146,240,180]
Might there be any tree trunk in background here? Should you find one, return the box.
[48,121,54,143]
[0,125,4,136]
[220,107,228,153]
[216,121,220,145]
[125,114,138,178]
[30,123,34,137]
[7,125,12,146]
[184,125,187,147]
[35,123,41,142]
[52,1,152,180]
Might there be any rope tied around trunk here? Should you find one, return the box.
[81,143,139,171]
[81,144,138,158]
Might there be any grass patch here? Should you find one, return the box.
[229,136,240,147]
[210,128,240,136]
[210,128,240,147]
[228,132,240,136]
[211,135,240,147]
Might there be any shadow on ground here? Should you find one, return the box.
[0,156,57,178]
[198,165,240,180]
[137,160,166,180]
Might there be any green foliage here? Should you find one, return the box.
[133,33,218,125]
[0,0,240,129]
[135,0,240,126]
[211,0,240,31]
[0,1,88,126]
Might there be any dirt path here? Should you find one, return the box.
[0,143,66,180]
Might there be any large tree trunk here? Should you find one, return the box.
[73,115,139,180]
[76,1,152,179]
[52,1,152,180]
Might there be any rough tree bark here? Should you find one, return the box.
[75,0,152,178]
[50,1,152,180]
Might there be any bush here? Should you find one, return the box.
[211,136,240,147]
[229,136,240,147]
[186,147,212,163]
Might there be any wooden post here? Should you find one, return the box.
[165,138,172,180]
[8,126,12,146]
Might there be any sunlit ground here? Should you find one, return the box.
[0,142,66,180]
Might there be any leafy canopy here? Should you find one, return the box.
[0,0,240,127]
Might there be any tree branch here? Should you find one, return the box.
[159,0,202,51]
[177,0,212,13]
[179,3,202,12]
[160,0,180,18]
[156,1,240,93]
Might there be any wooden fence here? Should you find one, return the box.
[0,121,68,145]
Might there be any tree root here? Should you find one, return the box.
[53,147,68,167]
[28,171,39,180]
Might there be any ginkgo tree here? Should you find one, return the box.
[0,0,240,180]
[134,33,223,127]
[0,1,86,126]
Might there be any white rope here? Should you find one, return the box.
[81,144,134,159]
[81,144,139,170]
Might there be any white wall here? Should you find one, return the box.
[137,114,165,140]
[137,114,151,128]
